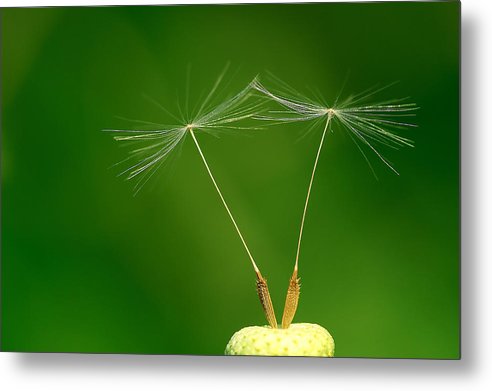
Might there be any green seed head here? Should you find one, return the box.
[225,323,335,357]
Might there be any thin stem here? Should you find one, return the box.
[189,128,260,274]
[190,128,278,328]
[281,114,331,329]
[294,114,332,272]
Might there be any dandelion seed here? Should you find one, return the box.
[253,77,418,328]
[105,68,278,328]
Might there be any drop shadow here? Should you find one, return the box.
[459,7,479,377]
[5,9,478,380]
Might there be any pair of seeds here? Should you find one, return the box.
[106,69,417,329]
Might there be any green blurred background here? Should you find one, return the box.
[1,2,459,358]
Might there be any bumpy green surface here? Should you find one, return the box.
[225,323,335,357]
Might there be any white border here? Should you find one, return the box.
[2,1,492,391]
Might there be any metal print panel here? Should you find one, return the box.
[1,1,460,358]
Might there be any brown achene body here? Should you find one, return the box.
[254,269,300,330]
